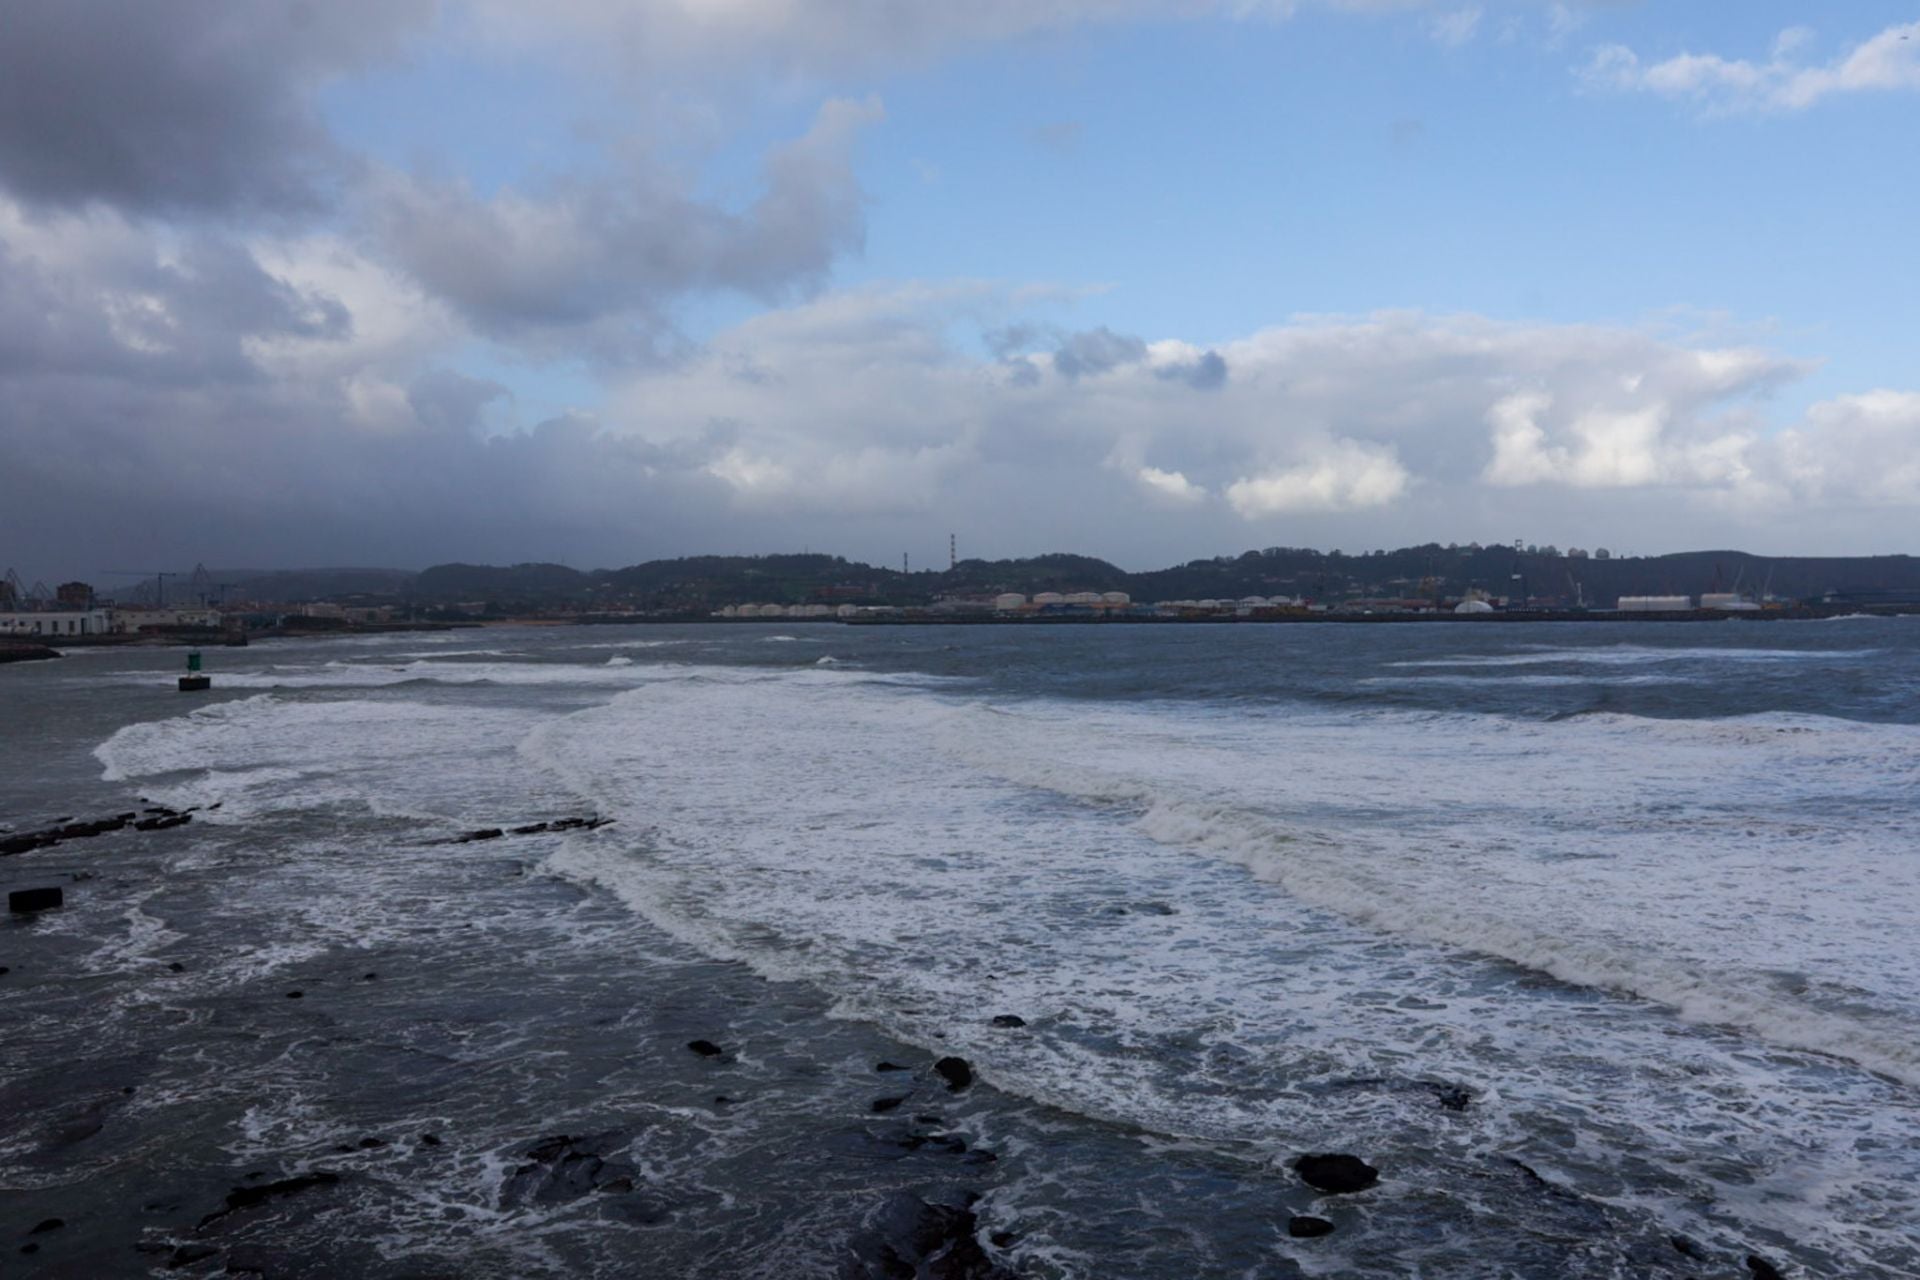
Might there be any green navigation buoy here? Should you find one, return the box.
[179,649,211,692]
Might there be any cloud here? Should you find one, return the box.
[370,97,885,361]
[1771,391,1920,506]
[1137,466,1209,505]
[1428,7,1481,49]
[1226,440,1412,514]
[0,226,1913,576]
[0,1,431,216]
[464,1,1455,80]
[1155,348,1229,391]
[1052,326,1150,379]
[1583,21,1920,113]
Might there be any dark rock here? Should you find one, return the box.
[1423,1082,1473,1112]
[457,828,504,843]
[934,1056,974,1092]
[363,972,378,980]
[687,1039,725,1058]
[168,962,186,972]
[990,1015,1027,1028]
[20,1242,38,1255]
[844,1191,1016,1280]
[875,1061,909,1072]
[419,1133,442,1146]
[133,813,192,832]
[1669,1235,1705,1260]
[30,1217,65,1233]
[989,1231,1018,1248]
[200,1171,342,1227]
[1287,1216,1335,1238]
[358,1137,386,1149]
[871,1096,908,1114]
[285,991,303,999]
[502,1133,637,1207]
[168,1243,220,1268]
[1293,1153,1379,1195]
[510,822,550,835]
[1747,1256,1786,1280]
[9,886,64,913]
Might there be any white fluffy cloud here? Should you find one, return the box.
[1226,441,1412,515]
[1584,20,1920,112]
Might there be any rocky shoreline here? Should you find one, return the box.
[0,643,59,664]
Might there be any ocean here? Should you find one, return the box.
[3,619,1918,1277]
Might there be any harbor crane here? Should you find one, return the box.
[99,570,178,607]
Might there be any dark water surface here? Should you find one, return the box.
[3,619,1918,1277]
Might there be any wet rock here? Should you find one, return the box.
[456,828,504,843]
[418,1133,442,1147]
[8,886,63,913]
[1669,1235,1705,1260]
[1287,1216,1335,1238]
[133,813,192,832]
[934,1056,974,1092]
[357,1137,386,1149]
[29,1218,65,1233]
[510,822,551,835]
[200,1171,342,1227]
[871,1096,908,1114]
[875,1061,910,1072]
[844,1191,1017,1280]
[1747,1255,1786,1280]
[363,972,378,981]
[19,1242,38,1255]
[167,962,186,972]
[285,990,303,999]
[501,1133,638,1207]
[1293,1153,1379,1195]
[1423,1082,1473,1112]
[990,1015,1027,1029]
[687,1039,725,1058]
[168,1242,220,1268]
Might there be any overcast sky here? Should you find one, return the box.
[2,1,1917,581]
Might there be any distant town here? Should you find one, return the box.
[6,541,1920,649]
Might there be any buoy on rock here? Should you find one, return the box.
[179,650,211,692]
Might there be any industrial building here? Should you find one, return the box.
[0,610,115,637]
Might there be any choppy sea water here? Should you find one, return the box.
[3,619,1918,1277]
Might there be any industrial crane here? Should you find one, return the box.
[98,570,178,607]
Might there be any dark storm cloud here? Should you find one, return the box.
[0,1,431,216]
[0,224,348,384]
[370,97,883,359]
[1052,326,1148,378]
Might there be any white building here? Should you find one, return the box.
[0,610,116,637]
[121,607,224,630]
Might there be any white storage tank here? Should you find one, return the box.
[1617,595,1692,612]
[1033,592,1066,606]
[1454,599,1495,614]
[993,593,1027,611]
[1101,591,1131,606]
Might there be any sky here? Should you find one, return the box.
[2,1,1917,582]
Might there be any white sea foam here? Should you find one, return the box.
[89,655,1920,1273]
[1386,644,1881,668]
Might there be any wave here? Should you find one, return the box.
[1386,645,1881,669]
